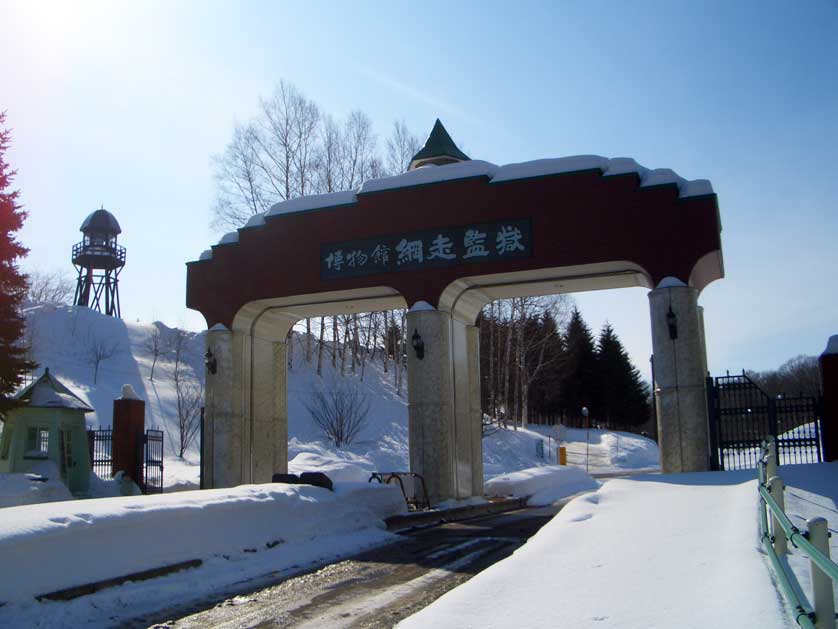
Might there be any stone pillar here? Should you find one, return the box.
[112,388,145,487]
[697,305,708,378]
[466,324,483,497]
[204,326,240,488]
[406,308,456,504]
[249,336,288,483]
[819,335,838,462]
[204,325,289,488]
[648,283,710,472]
[451,320,483,498]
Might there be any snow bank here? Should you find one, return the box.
[484,465,599,506]
[0,469,72,509]
[0,482,405,603]
[777,463,838,608]
[289,451,374,483]
[400,471,791,629]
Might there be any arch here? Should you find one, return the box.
[438,260,653,325]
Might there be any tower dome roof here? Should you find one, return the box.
[80,208,121,235]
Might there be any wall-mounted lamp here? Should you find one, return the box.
[666,306,678,340]
[411,329,425,360]
[205,348,218,375]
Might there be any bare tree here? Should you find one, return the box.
[169,329,203,457]
[302,377,371,447]
[144,326,168,382]
[342,110,377,188]
[211,122,269,232]
[83,329,121,384]
[26,269,75,306]
[174,379,203,458]
[386,119,420,175]
[315,114,344,193]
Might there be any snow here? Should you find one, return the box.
[119,383,140,400]
[266,189,358,217]
[0,463,73,508]
[0,481,405,604]
[495,424,661,477]
[243,212,266,228]
[657,275,687,288]
[288,450,374,483]
[198,248,212,261]
[491,156,610,182]
[399,469,795,629]
[408,300,436,312]
[823,334,838,355]
[359,160,498,194]
[484,465,599,506]
[217,230,239,245]
[774,463,838,607]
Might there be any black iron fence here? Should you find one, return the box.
[707,372,823,470]
[87,428,113,479]
[87,427,164,493]
[143,430,164,493]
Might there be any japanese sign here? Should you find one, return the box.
[320,218,532,280]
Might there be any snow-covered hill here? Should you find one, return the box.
[19,305,659,490]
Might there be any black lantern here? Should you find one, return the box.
[666,306,678,340]
[205,348,218,374]
[411,329,425,360]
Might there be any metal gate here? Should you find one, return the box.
[143,429,164,493]
[707,372,823,470]
[87,427,164,493]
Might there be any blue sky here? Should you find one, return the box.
[2,1,836,380]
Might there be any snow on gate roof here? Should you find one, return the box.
[196,155,715,262]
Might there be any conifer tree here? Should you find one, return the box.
[559,308,597,421]
[595,323,650,426]
[0,111,34,411]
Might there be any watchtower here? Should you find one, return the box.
[72,207,126,317]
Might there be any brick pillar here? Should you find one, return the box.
[819,335,838,462]
[112,385,145,486]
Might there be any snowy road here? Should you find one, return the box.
[141,506,560,629]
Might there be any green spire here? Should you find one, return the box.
[408,119,470,170]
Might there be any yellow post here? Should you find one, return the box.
[558,446,567,466]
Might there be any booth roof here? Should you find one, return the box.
[14,369,94,412]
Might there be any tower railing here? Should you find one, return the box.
[72,241,126,265]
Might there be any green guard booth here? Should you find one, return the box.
[0,368,94,496]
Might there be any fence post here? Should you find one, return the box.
[769,475,788,555]
[807,517,836,629]
[112,385,145,489]
[820,335,838,462]
[766,436,778,480]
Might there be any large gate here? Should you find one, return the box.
[707,372,823,470]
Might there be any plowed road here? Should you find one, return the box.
[137,505,559,629]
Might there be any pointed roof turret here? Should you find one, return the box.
[408,119,470,170]
[14,368,94,412]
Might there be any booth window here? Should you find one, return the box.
[25,427,50,458]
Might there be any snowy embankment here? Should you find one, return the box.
[0,482,405,605]
[18,304,660,494]
[484,465,600,506]
[778,463,838,610]
[400,470,795,629]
